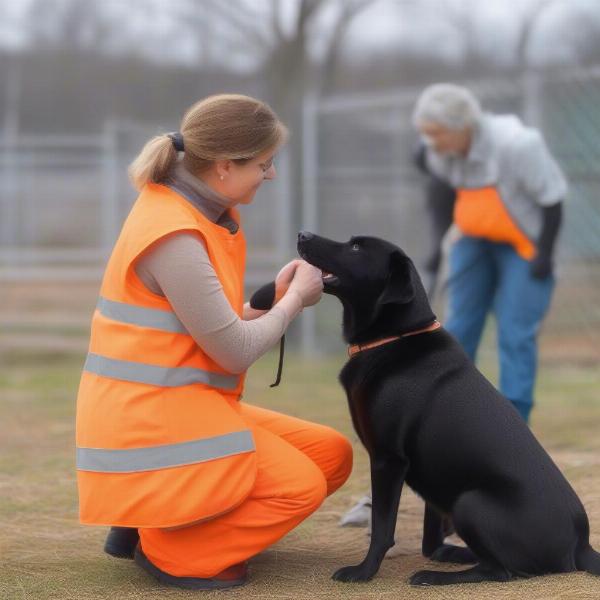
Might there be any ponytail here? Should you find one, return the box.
[128,134,179,191]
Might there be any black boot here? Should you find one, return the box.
[134,546,248,590]
[104,527,139,559]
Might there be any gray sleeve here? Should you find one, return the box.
[425,149,454,185]
[515,131,568,206]
[134,232,297,374]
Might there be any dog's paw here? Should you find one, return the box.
[332,564,375,583]
[429,544,477,564]
[409,569,439,586]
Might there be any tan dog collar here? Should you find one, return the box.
[348,320,441,357]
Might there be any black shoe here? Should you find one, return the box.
[134,546,248,590]
[104,527,140,559]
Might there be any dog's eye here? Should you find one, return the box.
[351,243,360,251]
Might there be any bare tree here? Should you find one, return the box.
[513,0,560,70]
[25,0,111,51]
[174,0,379,244]
[548,4,600,66]
[392,0,564,74]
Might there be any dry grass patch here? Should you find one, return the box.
[1,346,600,599]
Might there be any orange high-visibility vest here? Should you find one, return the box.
[76,183,257,528]
[454,186,536,260]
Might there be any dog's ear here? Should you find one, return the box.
[378,250,415,305]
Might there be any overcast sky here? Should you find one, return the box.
[341,0,600,66]
[1,0,599,69]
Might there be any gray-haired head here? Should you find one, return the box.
[412,83,482,131]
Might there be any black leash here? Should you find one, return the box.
[269,335,285,387]
[249,280,287,387]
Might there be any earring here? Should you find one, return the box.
[220,175,224,181]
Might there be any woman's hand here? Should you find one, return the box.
[275,259,303,289]
[287,260,323,307]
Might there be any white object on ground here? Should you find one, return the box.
[339,494,372,527]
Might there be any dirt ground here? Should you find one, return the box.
[1,281,600,599]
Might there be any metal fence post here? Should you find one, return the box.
[1,54,21,248]
[301,89,319,356]
[101,119,120,258]
[0,136,19,248]
[275,146,292,264]
[522,69,542,128]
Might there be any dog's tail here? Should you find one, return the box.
[577,545,600,576]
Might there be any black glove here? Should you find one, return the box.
[250,280,292,310]
[529,252,553,280]
[250,281,277,310]
[249,280,289,387]
[530,203,562,280]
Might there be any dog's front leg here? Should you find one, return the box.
[333,457,407,583]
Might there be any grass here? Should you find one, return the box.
[1,345,600,599]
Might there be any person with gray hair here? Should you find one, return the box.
[412,83,482,132]
[412,83,566,423]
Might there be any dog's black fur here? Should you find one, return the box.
[297,231,600,586]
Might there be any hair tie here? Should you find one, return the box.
[167,132,185,152]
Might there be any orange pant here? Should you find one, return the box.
[139,403,353,577]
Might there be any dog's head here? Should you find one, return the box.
[297,231,415,303]
[297,231,435,343]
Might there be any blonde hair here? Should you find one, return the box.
[128,94,288,190]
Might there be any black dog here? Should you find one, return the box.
[297,231,600,586]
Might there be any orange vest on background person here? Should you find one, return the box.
[76,182,257,529]
[453,186,536,260]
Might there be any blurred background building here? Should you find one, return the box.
[1,0,599,362]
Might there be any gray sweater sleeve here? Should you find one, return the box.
[134,232,302,374]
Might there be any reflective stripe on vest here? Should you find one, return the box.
[90,296,239,390]
[97,296,187,334]
[77,430,255,473]
[84,353,240,389]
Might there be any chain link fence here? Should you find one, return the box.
[307,66,600,362]
[2,67,600,362]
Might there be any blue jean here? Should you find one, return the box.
[445,237,555,423]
